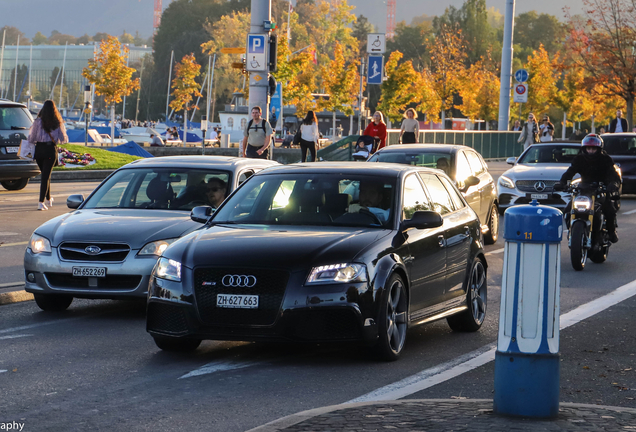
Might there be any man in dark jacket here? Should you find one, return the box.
[609,109,628,133]
[559,134,621,243]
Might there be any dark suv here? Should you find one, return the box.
[601,133,636,194]
[0,100,39,190]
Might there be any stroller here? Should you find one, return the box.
[352,135,380,161]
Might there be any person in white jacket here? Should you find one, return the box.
[299,110,320,162]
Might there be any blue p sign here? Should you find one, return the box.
[249,35,265,53]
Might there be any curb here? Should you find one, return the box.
[0,290,34,306]
[245,399,636,432]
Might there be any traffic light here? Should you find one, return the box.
[268,34,278,72]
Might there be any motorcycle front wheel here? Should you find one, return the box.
[570,220,588,271]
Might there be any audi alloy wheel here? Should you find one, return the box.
[375,273,408,361]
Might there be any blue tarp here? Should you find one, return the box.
[164,120,180,127]
[92,126,122,138]
[107,141,154,158]
[178,130,202,143]
[66,129,97,143]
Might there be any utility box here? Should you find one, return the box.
[494,201,563,418]
[219,134,230,148]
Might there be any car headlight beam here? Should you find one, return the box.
[138,239,177,256]
[153,257,182,282]
[498,175,515,189]
[306,263,367,285]
[29,234,51,254]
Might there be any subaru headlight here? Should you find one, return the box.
[573,196,592,211]
[29,233,51,254]
[306,263,367,285]
[138,239,177,256]
[498,176,515,189]
[153,257,182,282]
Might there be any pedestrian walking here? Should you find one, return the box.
[399,108,419,144]
[540,115,555,142]
[609,109,628,133]
[363,111,387,151]
[517,112,539,151]
[27,100,68,211]
[242,106,272,159]
[299,110,319,162]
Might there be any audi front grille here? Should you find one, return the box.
[193,267,290,326]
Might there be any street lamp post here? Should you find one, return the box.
[84,85,92,147]
[201,115,208,156]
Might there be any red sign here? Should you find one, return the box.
[515,84,526,95]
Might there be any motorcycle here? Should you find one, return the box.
[559,181,611,271]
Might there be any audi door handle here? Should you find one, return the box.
[438,235,446,248]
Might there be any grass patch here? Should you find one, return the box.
[53,144,143,171]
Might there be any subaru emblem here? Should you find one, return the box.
[85,245,102,255]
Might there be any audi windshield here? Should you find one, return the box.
[212,173,397,228]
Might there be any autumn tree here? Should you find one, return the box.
[83,35,139,145]
[351,15,375,57]
[378,51,421,124]
[317,42,358,135]
[169,54,202,146]
[273,31,317,115]
[566,0,636,129]
[525,45,558,118]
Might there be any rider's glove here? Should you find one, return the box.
[608,182,620,198]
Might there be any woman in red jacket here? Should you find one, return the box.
[363,111,387,152]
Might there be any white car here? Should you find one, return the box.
[498,142,582,213]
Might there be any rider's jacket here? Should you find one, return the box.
[560,150,621,190]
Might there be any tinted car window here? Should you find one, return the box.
[439,175,466,210]
[518,145,579,164]
[0,106,33,130]
[402,174,431,220]
[420,173,454,215]
[214,174,396,228]
[369,151,452,171]
[603,136,636,155]
[83,168,231,210]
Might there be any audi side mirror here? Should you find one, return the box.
[67,194,85,209]
[401,211,443,231]
[190,206,215,223]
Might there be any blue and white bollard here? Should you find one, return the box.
[494,200,563,418]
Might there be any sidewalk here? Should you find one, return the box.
[248,399,636,431]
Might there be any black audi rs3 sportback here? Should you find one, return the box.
[146,163,487,361]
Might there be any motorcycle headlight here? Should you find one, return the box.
[573,196,592,211]
[29,233,51,254]
[153,257,182,282]
[138,239,177,256]
[498,175,515,189]
[306,263,367,285]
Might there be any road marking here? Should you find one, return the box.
[180,359,263,379]
[485,248,504,256]
[0,334,32,340]
[623,209,636,215]
[0,317,83,335]
[0,370,6,373]
[348,278,636,403]
[0,232,19,236]
[0,241,28,248]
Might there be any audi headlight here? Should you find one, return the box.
[573,196,592,211]
[498,176,515,189]
[306,263,367,285]
[138,239,177,256]
[29,233,51,254]
[153,257,181,282]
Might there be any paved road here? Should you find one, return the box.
[0,170,634,431]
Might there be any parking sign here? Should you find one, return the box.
[246,34,268,72]
[367,56,384,85]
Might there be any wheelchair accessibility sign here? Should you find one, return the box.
[246,34,268,72]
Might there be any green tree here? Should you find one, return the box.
[514,12,564,60]
[119,31,134,44]
[77,34,92,45]
[83,36,140,145]
[169,54,202,146]
[378,51,421,124]
[133,31,146,47]
[32,32,48,45]
[318,42,359,135]
[386,22,433,71]
[93,32,111,42]
[351,14,374,57]
[49,33,77,46]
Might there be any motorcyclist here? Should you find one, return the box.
[558,134,621,243]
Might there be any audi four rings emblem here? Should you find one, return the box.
[222,275,257,287]
[534,181,547,192]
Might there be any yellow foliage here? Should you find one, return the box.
[169,54,202,113]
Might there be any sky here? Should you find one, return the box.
[1,0,584,40]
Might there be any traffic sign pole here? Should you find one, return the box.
[498,0,516,131]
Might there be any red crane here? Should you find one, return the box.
[386,0,396,39]
[154,0,162,32]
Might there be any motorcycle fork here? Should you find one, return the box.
[568,196,594,249]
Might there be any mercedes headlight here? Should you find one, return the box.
[306,263,367,285]
[29,233,51,254]
[153,257,182,282]
[138,239,177,256]
[573,196,592,211]
[498,176,515,189]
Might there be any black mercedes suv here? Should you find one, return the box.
[0,100,39,190]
